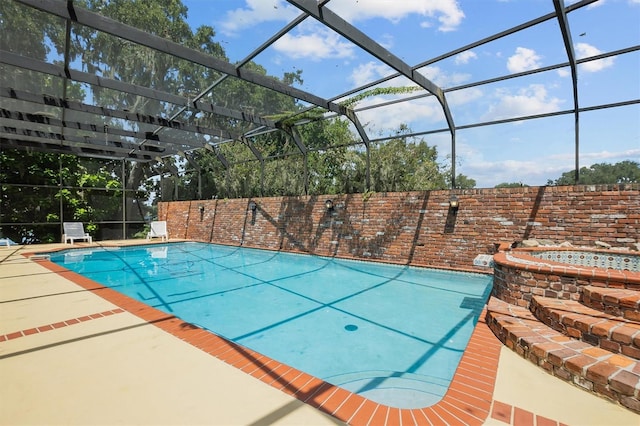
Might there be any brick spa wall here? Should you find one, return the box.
[157,184,639,272]
[493,250,640,308]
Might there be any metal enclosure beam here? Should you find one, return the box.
[553,0,581,184]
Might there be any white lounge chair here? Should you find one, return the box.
[63,222,93,244]
[147,221,168,241]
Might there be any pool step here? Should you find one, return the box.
[581,285,640,322]
[530,296,640,361]
[485,297,640,414]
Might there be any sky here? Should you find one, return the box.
[180,0,639,188]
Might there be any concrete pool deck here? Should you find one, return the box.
[1,241,638,425]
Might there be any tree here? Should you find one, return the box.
[495,182,528,188]
[188,119,464,198]
[0,150,129,243]
[547,161,640,185]
[452,174,477,189]
[302,118,359,195]
[370,137,445,192]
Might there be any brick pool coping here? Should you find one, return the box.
[22,246,569,426]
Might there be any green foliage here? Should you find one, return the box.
[495,182,528,188]
[339,86,422,108]
[186,120,459,198]
[76,0,226,113]
[133,224,151,239]
[267,86,421,131]
[452,174,476,189]
[547,161,640,185]
[370,137,445,192]
[0,0,63,59]
[266,108,328,129]
[1,150,134,243]
[362,190,375,202]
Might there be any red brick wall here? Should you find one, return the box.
[158,184,639,271]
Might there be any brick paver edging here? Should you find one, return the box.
[0,308,125,342]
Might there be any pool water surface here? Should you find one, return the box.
[48,242,492,408]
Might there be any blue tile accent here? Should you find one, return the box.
[529,250,639,272]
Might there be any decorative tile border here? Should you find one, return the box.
[529,250,640,273]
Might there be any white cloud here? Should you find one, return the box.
[587,0,607,8]
[354,115,639,189]
[418,66,472,88]
[507,47,542,73]
[575,42,615,72]
[452,141,571,187]
[565,0,606,7]
[348,62,397,87]
[220,0,465,36]
[455,50,477,65]
[217,0,300,35]
[378,33,395,50]
[482,84,564,121]
[446,87,483,107]
[356,97,445,132]
[579,148,640,162]
[218,0,299,35]
[344,63,477,121]
[329,0,465,32]
[273,26,355,61]
[456,144,640,189]
[462,158,570,187]
[346,63,473,97]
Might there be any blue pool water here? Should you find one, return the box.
[48,242,493,408]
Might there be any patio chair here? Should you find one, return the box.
[63,222,93,244]
[147,221,168,241]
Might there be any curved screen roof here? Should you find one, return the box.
[1,0,638,187]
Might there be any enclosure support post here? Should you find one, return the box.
[122,160,126,239]
[451,131,456,189]
[59,155,64,241]
[304,153,309,196]
[260,160,265,197]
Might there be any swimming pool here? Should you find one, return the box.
[48,242,493,408]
